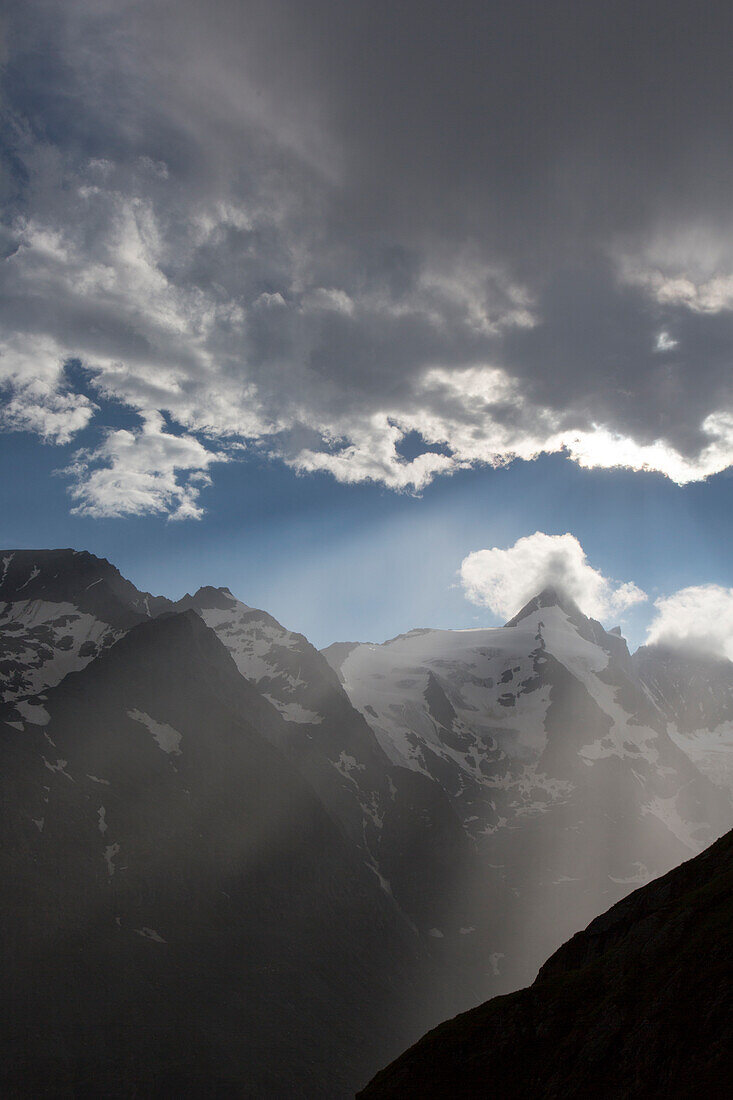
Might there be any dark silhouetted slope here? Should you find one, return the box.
[359,828,733,1099]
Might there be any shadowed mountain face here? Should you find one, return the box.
[0,610,428,1097]
[0,554,478,1094]
[358,827,733,1099]
[0,549,171,706]
[2,555,475,955]
[171,585,482,944]
[3,550,733,1094]
[634,643,733,794]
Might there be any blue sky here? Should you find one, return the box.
[4,421,733,651]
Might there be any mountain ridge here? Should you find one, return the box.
[3,547,733,1092]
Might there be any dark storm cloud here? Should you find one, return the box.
[2,0,733,514]
[227,0,733,245]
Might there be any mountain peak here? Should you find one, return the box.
[175,586,240,612]
[504,585,584,628]
[0,548,169,628]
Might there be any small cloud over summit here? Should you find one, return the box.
[460,532,647,622]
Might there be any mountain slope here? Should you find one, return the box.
[333,587,732,989]
[0,610,428,1097]
[174,585,483,943]
[358,827,733,1099]
[635,642,733,794]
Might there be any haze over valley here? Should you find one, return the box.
[2,548,733,1093]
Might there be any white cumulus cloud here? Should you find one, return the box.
[460,532,647,621]
[64,412,228,521]
[646,585,733,661]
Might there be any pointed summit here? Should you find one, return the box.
[503,585,631,662]
[504,585,584,628]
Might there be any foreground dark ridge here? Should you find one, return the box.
[358,827,733,1099]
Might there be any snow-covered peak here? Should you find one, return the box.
[339,616,557,779]
[504,585,584,628]
[335,589,727,857]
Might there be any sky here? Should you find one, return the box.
[2,1,733,652]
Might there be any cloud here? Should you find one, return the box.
[3,2,733,516]
[655,331,678,353]
[460,532,647,621]
[621,266,733,315]
[0,335,97,444]
[64,413,227,520]
[561,415,733,486]
[617,224,733,315]
[645,585,733,661]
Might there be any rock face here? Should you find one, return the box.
[0,552,473,1094]
[358,826,733,1099]
[1,550,472,963]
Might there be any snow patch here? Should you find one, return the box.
[642,794,703,851]
[334,751,366,786]
[17,566,40,591]
[0,553,14,588]
[489,952,505,975]
[263,696,323,724]
[16,700,50,725]
[104,842,120,876]
[135,927,166,943]
[43,756,74,780]
[609,862,650,885]
[0,598,119,703]
[127,709,182,755]
[668,720,733,794]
